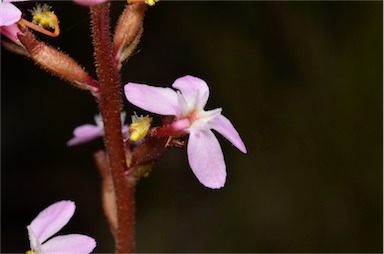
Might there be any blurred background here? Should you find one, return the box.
[1,1,382,253]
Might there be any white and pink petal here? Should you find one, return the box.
[187,129,226,189]
[67,124,103,146]
[27,226,43,253]
[172,75,209,109]
[125,82,180,116]
[28,201,75,244]
[42,234,96,254]
[0,2,21,26]
[210,114,247,154]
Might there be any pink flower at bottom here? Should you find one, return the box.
[27,200,96,254]
[124,75,247,189]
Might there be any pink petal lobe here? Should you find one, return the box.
[42,234,96,254]
[0,23,22,44]
[73,0,107,6]
[172,75,209,107]
[29,201,75,244]
[187,129,226,189]
[124,82,179,116]
[67,124,103,146]
[27,226,43,253]
[0,2,21,26]
[211,114,247,153]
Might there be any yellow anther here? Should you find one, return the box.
[129,114,152,142]
[31,4,57,29]
[127,0,159,6]
[20,3,60,37]
[145,0,159,6]
[26,250,38,254]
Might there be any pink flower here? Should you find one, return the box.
[27,200,96,254]
[73,0,107,6]
[0,1,24,44]
[0,2,21,26]
[67,113,128,146]
[124,75,247,189]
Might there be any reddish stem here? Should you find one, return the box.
[90,3,135,253]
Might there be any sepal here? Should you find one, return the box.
[129,136,168,178]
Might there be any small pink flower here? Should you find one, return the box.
[67,113,128,146]
[27,200,96,254]
[124,75,247,189]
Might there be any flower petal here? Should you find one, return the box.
[94,114,104,128]
[0,2,21,26]
[67,124,103,146]
[125,82,180,116]
[187,129,226,189]
[42,234,96,254]
[27,226,43,253]
[0,23,22,44]
[172,75,209,109]
[29,201,75,244]
[73,0,107,6]
[211,114,247,153]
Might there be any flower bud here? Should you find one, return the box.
[113,2,146,69]
[17,27,99,96]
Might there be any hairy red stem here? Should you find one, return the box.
[90,3,135,253]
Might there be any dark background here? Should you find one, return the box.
[1,1,382,253]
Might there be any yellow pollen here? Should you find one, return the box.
[129,114,152,142]
[20,3,60,37]
[127,0,159,6]
[26,250,38,254]
[30,4,57,29]
[145,0,159,6]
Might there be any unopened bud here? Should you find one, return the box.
[17,27,99,96]
[113,2,146,69]
[116,27,142,70]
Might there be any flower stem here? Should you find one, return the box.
[90,3,135,253]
